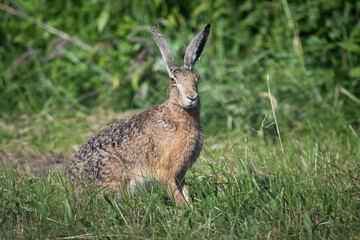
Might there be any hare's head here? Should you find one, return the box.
[152,24,210,109]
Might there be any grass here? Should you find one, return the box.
[0,109,137,156]
[1,112,359,239]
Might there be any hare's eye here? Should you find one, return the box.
[170,78,176,84]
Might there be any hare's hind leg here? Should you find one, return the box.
[96,155,132,196]
[180,183,189,204]
[163,177,189,206]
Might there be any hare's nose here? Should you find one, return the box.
[187,96,198,102]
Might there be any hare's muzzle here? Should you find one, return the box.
[186,95,199,107]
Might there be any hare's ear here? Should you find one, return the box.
[152,24,176,76]
[184,24,211,71]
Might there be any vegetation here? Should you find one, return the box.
[1,131,359,239]
[0,0,359,239]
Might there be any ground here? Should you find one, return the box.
[2,152,70,176]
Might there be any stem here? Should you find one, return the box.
[0,3,92,51]
[266,74,284,155]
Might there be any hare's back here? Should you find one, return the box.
[68,105,174,177]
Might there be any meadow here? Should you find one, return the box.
[1,0,359,239]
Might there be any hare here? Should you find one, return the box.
[67,23,210,206]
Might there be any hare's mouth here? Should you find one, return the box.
[170,100,198,109]
[183,96,199,108]
[186,95,199,106]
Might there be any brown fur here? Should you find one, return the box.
[67,24,210,206]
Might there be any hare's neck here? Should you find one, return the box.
[165,100,201,126]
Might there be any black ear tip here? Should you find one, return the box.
[205,23,211,30]
[152,24,158,32]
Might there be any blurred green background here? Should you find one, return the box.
[1,0,360,137]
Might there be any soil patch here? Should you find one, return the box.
[1,152,72,175]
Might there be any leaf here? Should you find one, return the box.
[349,21,360,40]
[112,77,120,89]
[340,86,360,105]
[131,66,144,91]
[338,42,360,53]
[191,2,208,18]
[64,199,74,224]
[97,5,110,33]
[303,212,313,240]
[349,66,360,78]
